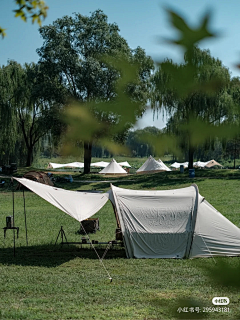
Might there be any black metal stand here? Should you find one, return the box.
[55,226,68,245]
[3,227,19,239]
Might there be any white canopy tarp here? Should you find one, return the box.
[99,159,127,175]
[47,162,67,169]
[14,178,109,222]
[193,161,209,168]
[170,162,189,169]
[118,161,131,168]
[90,161,109,168]
[47,162,84,169]
[64,162,84,168]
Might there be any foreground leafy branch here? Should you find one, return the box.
[1,0,49,38]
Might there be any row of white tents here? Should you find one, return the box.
[47,156,171,175]
[47,160,131,170]
[47,157,223,175]
[14,177,240,259]
[170,160,223,169]
[99,156,172,175]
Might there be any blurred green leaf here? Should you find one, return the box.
[0,27,7,39]
[1,0,48,38]
[179,118,240,147]
[138,130,181,158]
[202,258,240,288]
[165,8,216,50]
[63,102,104,142]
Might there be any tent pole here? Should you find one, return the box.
[11,178,16,257]
[23,189,28,246]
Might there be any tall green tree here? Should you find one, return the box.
[0,61,64,166]
[37,10,154,173]
[18,62,64,166]
[0,61,19,164]
[152,47,234,168]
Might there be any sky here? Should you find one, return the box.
[1,0,240,129]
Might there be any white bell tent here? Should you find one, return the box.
[14,178,240,259]
[99,159,127,175]
[157,159,171,171]
[137,156,171,174]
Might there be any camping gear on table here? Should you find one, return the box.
[80,218,100,233]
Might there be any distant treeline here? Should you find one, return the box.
[60,126,239,167]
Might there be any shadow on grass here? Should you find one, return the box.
[0,243,126,267]
[75,169,240,191]
[91,174,205,191]
[9,169,240,193]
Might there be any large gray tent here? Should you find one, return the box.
[110,184,240,258]
[15,178,240,259]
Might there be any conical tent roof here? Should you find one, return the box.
[137,156,170,174]
[157,159,171,171]
[205,159,223,168]
[99,159,127,175]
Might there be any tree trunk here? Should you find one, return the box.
[234,140,236,169]
[188,146,194,169]
[26,146,34,167]
[84,141,92,174]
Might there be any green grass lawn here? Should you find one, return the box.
[1,170,240,319]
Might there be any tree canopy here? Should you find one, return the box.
[37,10,154,172]
[0,60,64,166]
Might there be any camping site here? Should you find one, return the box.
[0,163,240,320]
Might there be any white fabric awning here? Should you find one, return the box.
[47,162,84,169]
[14,178,109,222]
[170,162,189,169]
[118,161,131,168]
[90,161,109,168]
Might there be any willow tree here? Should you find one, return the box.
[0,61,64,166]
[37,9,154,173]
[0,61,22,164]
[17,62,65,166]
[152,46,234,168]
